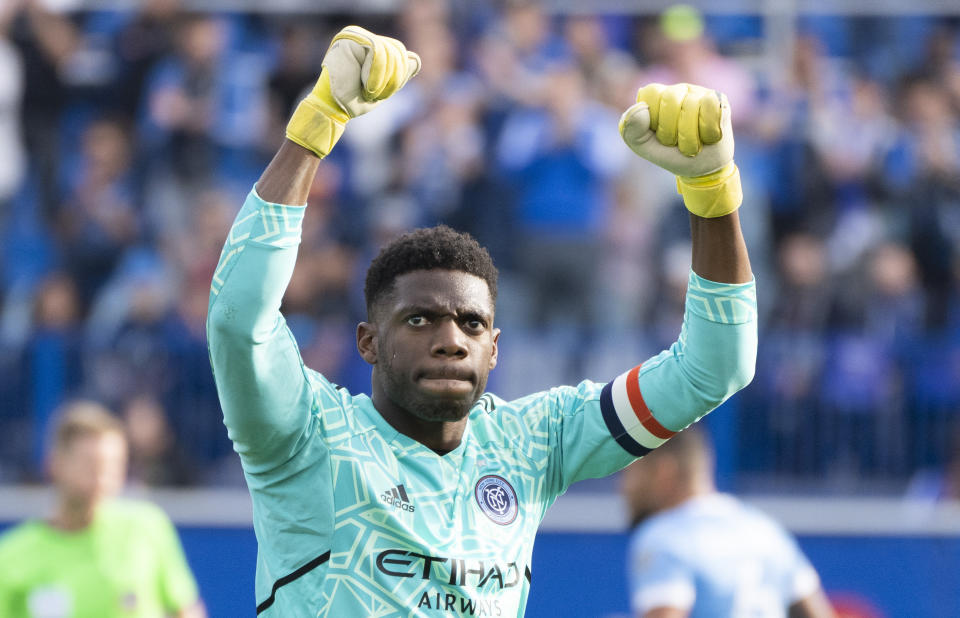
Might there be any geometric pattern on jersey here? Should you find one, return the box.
[257,375,632,617]
[685,273,757,325]
[210,200,303,299]
[207,189,759,617]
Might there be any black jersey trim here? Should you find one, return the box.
[525,565,532,583]
[477,393,497,413]
[256,550,331,614]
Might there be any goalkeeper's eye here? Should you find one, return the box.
[461,314,487,333]
[407,316,428,327]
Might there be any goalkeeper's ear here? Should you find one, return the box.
[357,321,378,365]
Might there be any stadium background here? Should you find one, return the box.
[1,0,960,615]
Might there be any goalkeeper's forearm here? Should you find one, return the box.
[689,209,752,284]
[256,140,322,206]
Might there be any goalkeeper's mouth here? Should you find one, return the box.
[416,368,476,395]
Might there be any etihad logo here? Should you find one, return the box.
[417,591,502,615]
[380,484,415,512]
[376,550,524,590]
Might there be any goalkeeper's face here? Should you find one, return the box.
[364,269,500,423]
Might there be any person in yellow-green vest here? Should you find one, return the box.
[0,400,206,618]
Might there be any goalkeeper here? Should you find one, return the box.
[207,26,757,617]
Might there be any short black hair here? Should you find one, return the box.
[364,225,498,318]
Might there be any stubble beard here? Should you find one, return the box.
[379,359,484,423]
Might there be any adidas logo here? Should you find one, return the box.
[380,484,416,513]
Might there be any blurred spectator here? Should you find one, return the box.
[769,234,833,332]
[495,62,627,327]
[144,13,267,187]
[0,400,206,617]
[0,2,25,214]
[640,5,758,126]
[920,25,960,113]
[394,15,518,268]
[265,22,322,150]
[109,280,192,407]
[24,273,85,474]
[886,77,960,328]
[817,244,923,477]
[144,14,226,183]
[745,234,831,477]
[563,15,637,109]
[282,247,349,372]
[113,0,182,115]
[644,240,693,350]
[163,188,235,297]
[86,191,237,476]
[888,76,960,190]
[58,117,140,307]
[123,394,196,487]
[8,0,80,218]
[474,0,567,110]
[830,243,925,344]
[399,0,451,35]
[399,21,487,224]
[810,75,896,268]
[763,35,842,240]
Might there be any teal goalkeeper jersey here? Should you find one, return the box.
[207,190,757,617]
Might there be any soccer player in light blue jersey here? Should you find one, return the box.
[207,26,758,616]
[621,427,835,618]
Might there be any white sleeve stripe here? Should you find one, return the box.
[612,371,671,450]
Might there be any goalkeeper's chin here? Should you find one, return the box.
[407,391,477,423]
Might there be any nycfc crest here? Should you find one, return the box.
[474,475,518,525]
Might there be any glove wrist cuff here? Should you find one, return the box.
[676,162,743,218]
[285,95,348,159]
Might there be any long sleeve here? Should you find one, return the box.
[598,271,757,458]
[641,272,757,427]
[502,271,757,495]
[206,188,317,474]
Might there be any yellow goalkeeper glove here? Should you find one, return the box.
[286,26,421,158]
[619,83,742,218]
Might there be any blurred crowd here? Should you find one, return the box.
[0,0,959,493]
